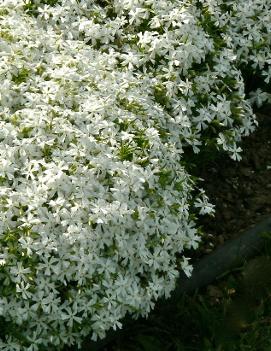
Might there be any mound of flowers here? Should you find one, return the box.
[0,0,270,349]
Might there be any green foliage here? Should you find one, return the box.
[153,84,171,108]
[117,142,135,161]
[11,67,30,85]
[23,0,59,16]
[42,0,59,4]
[0,30,14,42]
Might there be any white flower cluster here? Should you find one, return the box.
[0,0,270,349]
[201,0,271,107]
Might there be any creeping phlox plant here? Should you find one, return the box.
[0,0,270,349]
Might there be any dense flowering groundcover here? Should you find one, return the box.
[0,0,270,349]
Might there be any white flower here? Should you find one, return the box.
[16,282,32,299]
[181,257,193,278]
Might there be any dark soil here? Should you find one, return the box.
[197,105,271,252]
